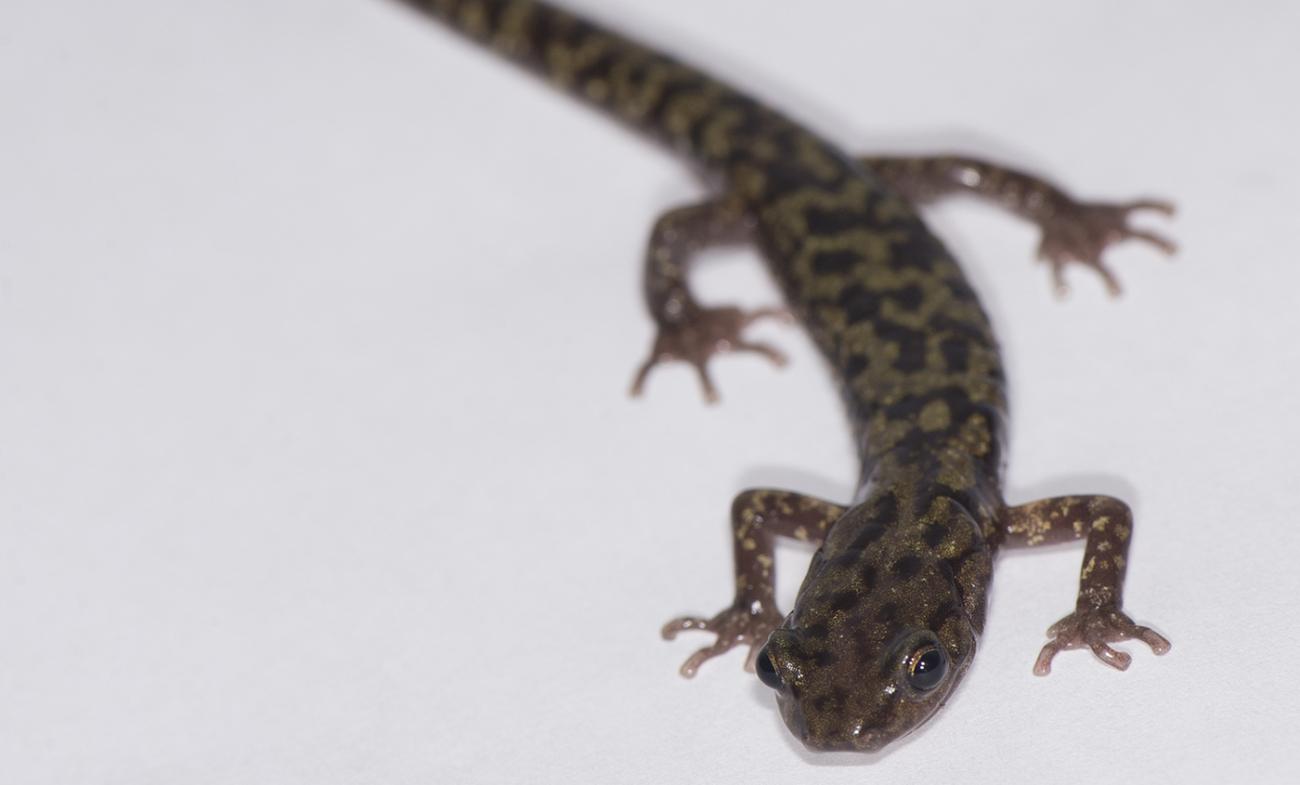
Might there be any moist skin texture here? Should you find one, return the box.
[409,0,1173,754]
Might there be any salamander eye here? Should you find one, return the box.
[755,646,783,689]
[906,644,947,692]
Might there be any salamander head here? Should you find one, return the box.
[755,497,985,752]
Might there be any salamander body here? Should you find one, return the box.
[413,0,1172,753]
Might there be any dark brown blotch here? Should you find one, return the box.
[803,621,830,640]
[891,554,922,579]
[812,649,838,667]
[929,313,991,345]
[811,688,848,716]
[922,522,949,549]
[842,352,869,383]
[939,336,969,373]
[849,521,888,551]
[926,599,959,632]
[804,206,869,236]
[829,551,863,570]
[882,222,945,272]
[570,48,619,90]
[838,284,883,323]
[829,590,859,613]
[889,284,925,312]
[875,320,928,372]
[812,248,862,276]
[869,490,899,523]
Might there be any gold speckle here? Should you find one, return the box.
[585,79,609,101]
[736,518,753,540]
[492,1,535,56]
[919,399,951,432]
[750,137,779,161]
[793,132,841,181]
[731,163,767,200]
[458,1,489,37]
[663,88,718,139]
[957,414,991,457]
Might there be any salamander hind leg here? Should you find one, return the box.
[859,155,1176,296]
[1000,495,1171,676]
[629,199,792,404]
[663,489,845,677]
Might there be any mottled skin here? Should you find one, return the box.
[410,0,1173,753]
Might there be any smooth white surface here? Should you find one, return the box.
[3,0,1298,782]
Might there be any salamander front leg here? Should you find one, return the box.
[859,155,1176,296]
[663,489,845,676]
[1000,495,1171,675]
[629,199,791,403]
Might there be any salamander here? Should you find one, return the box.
[409,0,1173,753]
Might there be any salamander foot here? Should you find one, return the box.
[630,305,790,403]
[1033,604,1171,676]
[1038,199,1176,296]
[662,601,782,677]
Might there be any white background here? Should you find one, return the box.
[3,0,1298,782]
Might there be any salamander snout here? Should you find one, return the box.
[761,620,973,754]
